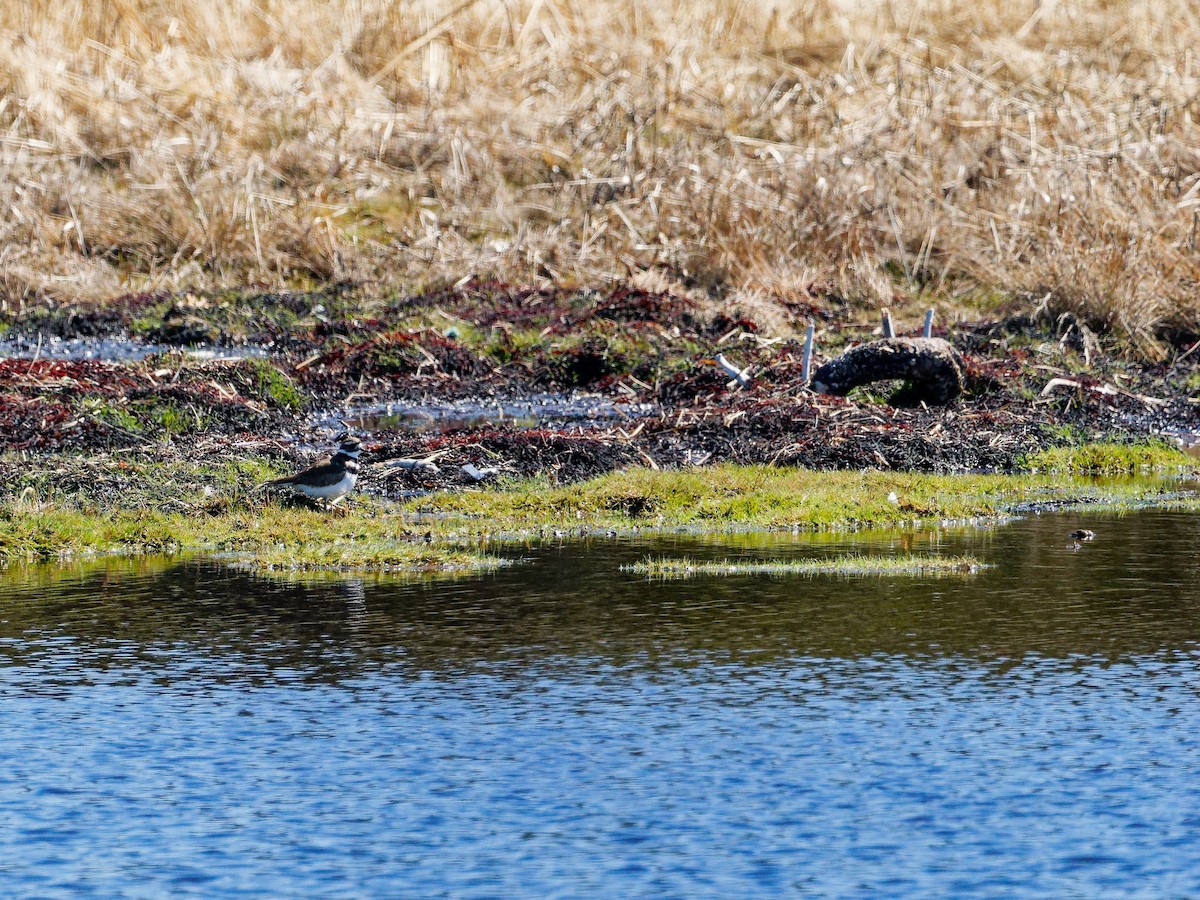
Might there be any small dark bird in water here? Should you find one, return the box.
[263,436,361,510]
[1068,529,1096,541]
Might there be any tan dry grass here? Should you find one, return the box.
[3,0,1200,353]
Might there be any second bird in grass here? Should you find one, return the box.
[265,435,361,509]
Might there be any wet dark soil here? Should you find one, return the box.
[3,281,1200,491]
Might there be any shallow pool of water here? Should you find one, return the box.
[314,392,657,435]
[2,508,1199,895]
[0,334,267,362]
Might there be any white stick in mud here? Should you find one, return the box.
[800,322,815,385]
[715,352,754,389]
[462,463,498,481]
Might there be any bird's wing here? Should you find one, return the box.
[267,456,342,487]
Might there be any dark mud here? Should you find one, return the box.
[3,281,1200,494]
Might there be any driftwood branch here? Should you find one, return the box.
[715,352,753,389]
[812,337,966,405]
[1041,377,1168,408]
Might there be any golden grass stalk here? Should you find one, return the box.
[3,1,1200,353]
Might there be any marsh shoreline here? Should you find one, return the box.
[3,459,1197,572]
[4,283,1200,571]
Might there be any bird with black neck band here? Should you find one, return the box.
[264,434,362,511]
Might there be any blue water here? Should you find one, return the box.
[2,509,1200,896]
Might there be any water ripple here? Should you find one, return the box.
[1,509,1199,895]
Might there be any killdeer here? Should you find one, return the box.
[265,436,361,509]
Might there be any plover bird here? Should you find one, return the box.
[265,436,361,510]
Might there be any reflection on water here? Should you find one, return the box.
[2,509,1200,895]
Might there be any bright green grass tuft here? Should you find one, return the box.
[1022,441,1195,475]
[244,358,306,411]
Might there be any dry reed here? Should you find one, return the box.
[3,0,1200,354]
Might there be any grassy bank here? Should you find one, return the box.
[0,499,507,574]
[2,452,1197,571]
[412,459,1199,535]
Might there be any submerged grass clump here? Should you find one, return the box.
[241,537,510,574]
[625,555,987,579]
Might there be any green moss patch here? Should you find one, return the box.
[412,464,1198,535]
[1022,441,1194,475]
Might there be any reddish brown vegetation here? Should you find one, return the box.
[4,282,1200,480]
[0,357,285,451]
